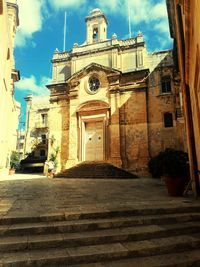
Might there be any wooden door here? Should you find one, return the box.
[85,121,103,161]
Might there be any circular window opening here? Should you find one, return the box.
[88,77,100,93]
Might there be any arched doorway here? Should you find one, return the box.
[77,101,110,162]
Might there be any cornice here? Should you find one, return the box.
[52,42,145,63]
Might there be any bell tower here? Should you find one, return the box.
[85,9,108,44]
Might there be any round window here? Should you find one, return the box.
[88,77,100,93]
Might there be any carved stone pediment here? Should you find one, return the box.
[67,62,121,84]
[77,100,110,114]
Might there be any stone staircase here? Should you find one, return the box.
[1,206,200,266]
[55,162,138,179]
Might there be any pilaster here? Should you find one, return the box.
[109,90,122,167]
[65,85,79,168]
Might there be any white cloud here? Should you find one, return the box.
[94,0,170,50]
[15,0,44,47]
[154,18,170,35]
[48,0,86,9]
[15,75,51,96]
[94,0,121,12]
[95,0,169,35]
[151,2,168,20]
[154,36,173,51]
[150,2,170,36]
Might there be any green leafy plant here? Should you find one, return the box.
[49,146,60,169]
[148,148,189,179]
[10,151,21,170]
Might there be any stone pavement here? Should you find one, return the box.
[0,173,198,219]
[0,173,200,266]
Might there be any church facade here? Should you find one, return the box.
[47,9,186,175]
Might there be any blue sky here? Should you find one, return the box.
[14,0,172,128]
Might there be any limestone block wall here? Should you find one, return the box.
[10,101,21,152]
[66,97,79,168]
[117,64,185,173]
[119,89,149,172]
[147,66,184,157]
[121,47,145,73]
[109,92,122,167]
[0,0,19,173]
[72,52,111,74]
[54,61,71,82]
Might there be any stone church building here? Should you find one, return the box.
[46,8,186,174]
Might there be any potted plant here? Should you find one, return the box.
[9,151,20,175]
[148,149,189,196]
[47,146,60,177]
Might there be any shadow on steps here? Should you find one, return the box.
[55,162,138,179]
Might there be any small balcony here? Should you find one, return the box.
[35,121,48,129]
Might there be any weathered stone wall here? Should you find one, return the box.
[147,66,185,158]
[167,0,200,193]
[185,0,200,175]
[116,64,185,174]
[0,0,20,174]
[119,89,149,172]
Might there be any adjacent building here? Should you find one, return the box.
[16,129,26,159]
[0,0,20,175]
[24,94,49,160]
[167,0,200,195]
[46,9,186,175]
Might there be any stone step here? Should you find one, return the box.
[1,234,200,266]
[1,205,200,225]
[0,212,200,237]
[69,248,200,267]
[0,221,200,252]
[56,162,138,179]
[0,213,65,225]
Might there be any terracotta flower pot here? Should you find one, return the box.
[9,168,15,175]
[162,176,186,196]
